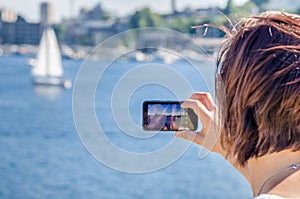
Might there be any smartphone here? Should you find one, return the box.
[143,101,198,131]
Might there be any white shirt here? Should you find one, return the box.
[254,194,287,199]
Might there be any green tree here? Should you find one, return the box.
[224,0,235,15]
[222,0,258,22]
[296,7,300,15]
[53,24,65,43]
[165,17,198,34]
[249,0,270,11]
[251,0,269,7]
[130,8,163,28]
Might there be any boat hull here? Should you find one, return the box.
[32,76,72,88]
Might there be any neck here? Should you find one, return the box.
[247,150,300,197]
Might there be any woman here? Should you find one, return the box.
[175,11,300,198]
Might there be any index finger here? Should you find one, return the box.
[181,99,210,117]
[190,92,215,111]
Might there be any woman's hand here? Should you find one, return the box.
[175,92,249,179]
[174,92,225,156]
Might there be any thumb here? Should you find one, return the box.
[174,131,205,146]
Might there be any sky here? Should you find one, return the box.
[0,0,248,23]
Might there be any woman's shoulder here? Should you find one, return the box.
[254,194,288,199]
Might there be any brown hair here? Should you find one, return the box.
[217,11,300,166]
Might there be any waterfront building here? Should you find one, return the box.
[0,10,40,45]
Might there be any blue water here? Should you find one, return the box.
[0,55,252,199]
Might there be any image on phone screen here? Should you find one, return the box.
[143,101,198,131]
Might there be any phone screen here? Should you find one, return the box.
[143,101,198,131]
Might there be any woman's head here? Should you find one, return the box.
[217,11,300,166]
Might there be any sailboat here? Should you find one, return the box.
[31,27,72,88]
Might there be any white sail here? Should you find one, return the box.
[32,30,47,76]
[32,28,63,77]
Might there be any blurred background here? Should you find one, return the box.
[0,0,299,198]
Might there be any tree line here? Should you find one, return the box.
[129,0,299,35]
